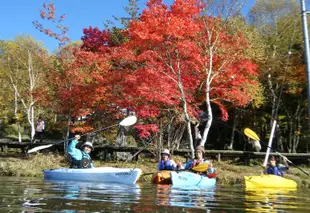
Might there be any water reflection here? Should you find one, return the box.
[244,188,297,212]
[22,180,141,212]
[156,184,216,209]
[1,177,310,212]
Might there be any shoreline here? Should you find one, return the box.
[0,153,309,188]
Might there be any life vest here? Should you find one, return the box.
[158,160,174,170]
[69,152,92,169]
[267,166,283,177]
[191,159,204,168]
[191,159,206,175]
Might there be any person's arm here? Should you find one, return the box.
[266,166,273,174]
[170,160,178,170]
[176,160,185,170]
[68,137,82,160]
[156,162,161,171]
[184,160,193,170]
[204,160,215,174]
[282,157,289,168]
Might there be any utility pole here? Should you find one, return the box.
[300,0,310,152]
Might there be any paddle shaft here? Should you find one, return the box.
[27,123,119,153]
[143,163,209,176]
[143,169,199,176]
[55,124,118,146]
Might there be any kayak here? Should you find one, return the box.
[244,175,297,189]
[151,171,172,184]
[170,171,216,187]
[43,167,142,184]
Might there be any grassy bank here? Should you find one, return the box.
[0,153,309,188]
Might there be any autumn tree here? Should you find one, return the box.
[0,36,47,141]
[95,0,261,157]
[248,0,306,152]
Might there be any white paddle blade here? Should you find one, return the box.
[119,116,137,126]
[27,144,54,154]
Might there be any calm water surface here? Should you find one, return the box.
[0,176,309,212]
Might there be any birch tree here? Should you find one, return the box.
[0,36,47,141]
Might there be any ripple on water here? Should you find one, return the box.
[0,176,310,212]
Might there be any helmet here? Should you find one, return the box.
[81,142,94,151]
[161,149,170,156]
[195,145,205,154]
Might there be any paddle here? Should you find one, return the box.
[27,116,137,154]
[143,163,210,176]
[244,128,310,177]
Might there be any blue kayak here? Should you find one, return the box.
[170,171,216,187]
[43,167,142,184]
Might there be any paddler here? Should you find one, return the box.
[264,156,289,177]
[156,149,179,171]
[68,135,94,169]
[178,145,215,175]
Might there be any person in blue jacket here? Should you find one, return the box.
[265,156,289,177]
[178,145,215,175]
[156,149,178,171]
[68,135,94,169]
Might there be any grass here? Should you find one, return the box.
[0,153,309,188]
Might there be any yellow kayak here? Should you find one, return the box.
[244,175,297,188]
[151,171,172,184]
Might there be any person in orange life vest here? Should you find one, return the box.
[264,156,289,177]
[156,149,178,171]
[178,145,214,174]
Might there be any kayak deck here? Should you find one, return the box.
[151,171,172,184]
[244,174,297,188]
[43,167,142,184]
[171,171,216,187]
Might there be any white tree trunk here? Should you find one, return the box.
[200,82,213,147]
[175,52,195,158]
[200,43,214,147]
[28,51,36,140]
[14,91,22,142]
[8,51,37,141]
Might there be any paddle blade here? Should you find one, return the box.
[120,116,137,126]
[27,144,54,154]
[192,163,209,172]
[244,128,260,141]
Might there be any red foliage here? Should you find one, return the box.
[43,0,259,138]
[33,1,70,47]
[135,124,160,138]
[81,27,111,52]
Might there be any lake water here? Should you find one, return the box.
[0,176,309,212]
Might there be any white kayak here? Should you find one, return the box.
[170,171,216,187]
[43,167,142,184]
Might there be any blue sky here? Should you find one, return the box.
[0,0,255,53]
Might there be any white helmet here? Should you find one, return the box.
[161,149,170,156]
[81,141,94,151]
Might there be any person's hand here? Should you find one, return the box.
[75,135,81,140]
[176,161,182,168]
[208,160,213,168]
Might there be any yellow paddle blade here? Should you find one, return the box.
[244,128,260,141]
[192,163,209,172]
